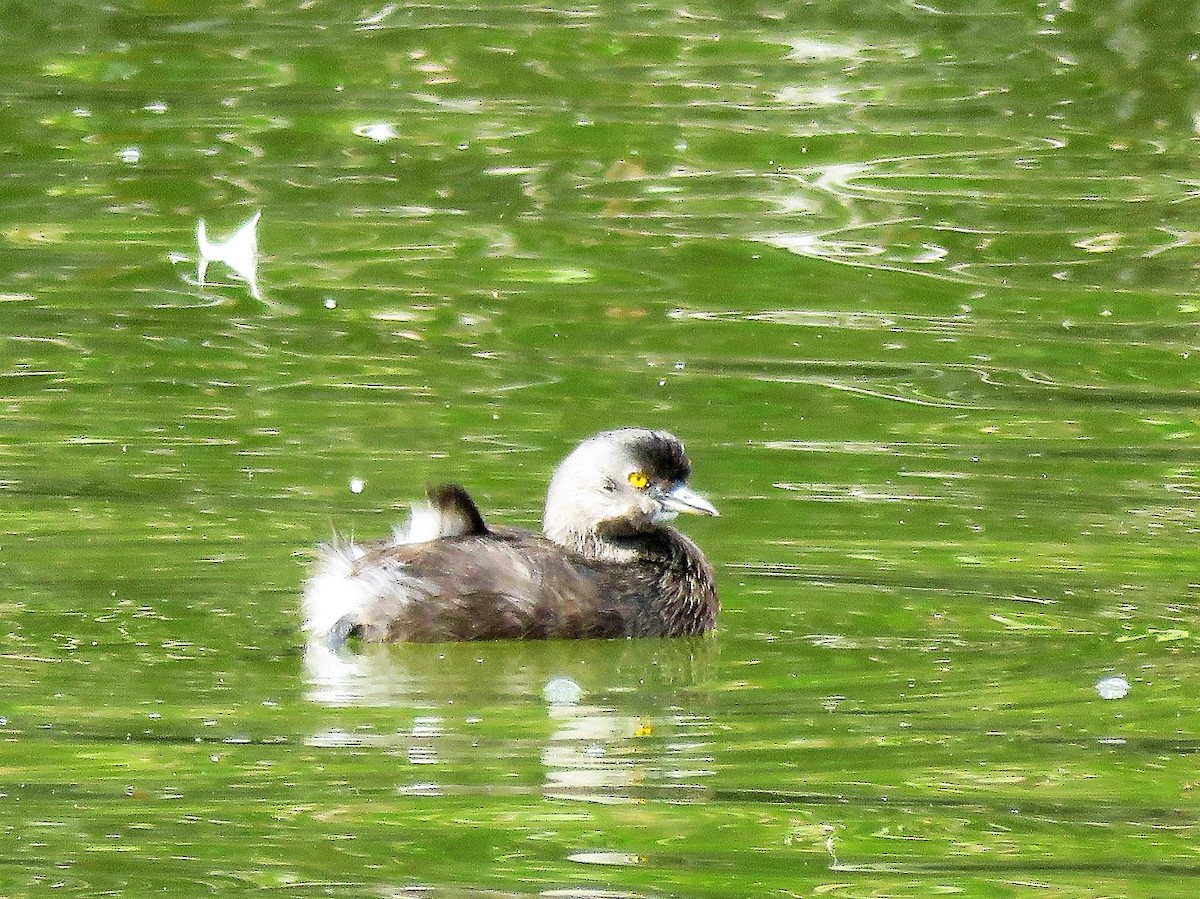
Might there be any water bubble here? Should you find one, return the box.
[353,122,396,142]
[543,676,582,706]
[1094,675,1129,700]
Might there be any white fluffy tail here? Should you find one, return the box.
[301,539,370,641]
[302,487,482,643]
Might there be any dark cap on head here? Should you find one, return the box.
[627,429,692,482]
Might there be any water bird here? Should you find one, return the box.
[196,210,261,300]
[302,428,719,643]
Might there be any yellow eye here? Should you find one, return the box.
[627,471,649,489]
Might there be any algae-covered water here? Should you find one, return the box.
[3,2,1199,895]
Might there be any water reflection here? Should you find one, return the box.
[303,638,718,804]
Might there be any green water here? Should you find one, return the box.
[3,1,1199,895]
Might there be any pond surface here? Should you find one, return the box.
[3,1,1200,896]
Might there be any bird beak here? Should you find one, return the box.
[660,482,719,517]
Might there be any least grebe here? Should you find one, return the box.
[302,428,719,642]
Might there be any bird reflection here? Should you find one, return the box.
[302,637,718,803]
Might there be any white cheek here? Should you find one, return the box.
[650,507,679,525]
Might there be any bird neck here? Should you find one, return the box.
[640,529,718,634]
[547,523,719,635]
[547,525,646,564]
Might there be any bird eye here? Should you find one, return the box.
[627,471,649,489]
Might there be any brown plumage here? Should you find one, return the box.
[302,428,719,643]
